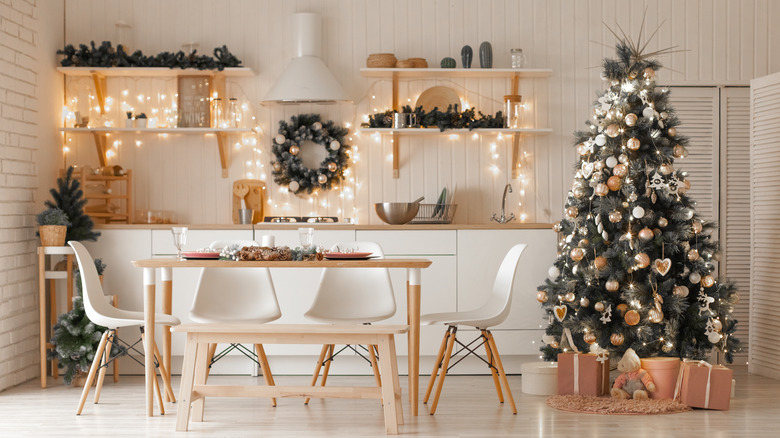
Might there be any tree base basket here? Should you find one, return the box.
[39,225,67,246]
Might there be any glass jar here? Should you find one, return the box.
[228,97,240,128]
[510,48,527,69]
[503,95,524,128]
[211,97,223,128]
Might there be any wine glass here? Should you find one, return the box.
[298,227,314,251]
[171,227,188,260]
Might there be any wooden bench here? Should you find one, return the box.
[172,323,408,434]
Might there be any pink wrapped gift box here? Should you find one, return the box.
[557,352,610,396]
[674,360,733,410]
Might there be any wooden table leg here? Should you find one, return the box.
[407,267,421,416]
[176,334,198,432]
[38,249,47,389]
[161,267,173,401]
[143,267,156,417]
[378,334,400,435]
[191,341,209,422]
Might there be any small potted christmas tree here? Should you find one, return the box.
[44,166,100,243]
[36,207,71,246]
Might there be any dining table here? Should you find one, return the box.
[131,257,432,418]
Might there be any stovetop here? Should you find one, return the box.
[263,216,338,223]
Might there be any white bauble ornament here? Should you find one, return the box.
[643,107,655,119]
[548,266,560,279]
[594,160,606,171]
[275,134,286,144]
[673,285,690,297]
[288,181,300,192]
[619,154,629,164]
[632,206,645,218]
[329,140,341,150]
[595,134,607,146]
[689,272,702,284]
[580,297,590,307]
[602,230,609,241]
[312,121,322,131]
[625,113,638,127]
[605,156,618,168]
[712,319,723,332]
[708,332,723,343]
[318,174,328,184]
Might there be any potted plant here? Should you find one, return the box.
[125,111,134,128]
[36,207,71,246]
[44,166,100,243]
[136,112,147,128]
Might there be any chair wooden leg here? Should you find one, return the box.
[430,327,457,415]
[320,344,334,387]
[486,330,517,414]
[481,329,504,403]
[206,343,218,379]
[254,344,276,407]
[141,331,166,415]
[76,330,109,415]
[368,344,382,387]
[424,329,450,404]
[153,339,176,403]
[94,330,114,404]
[305,344,330,405]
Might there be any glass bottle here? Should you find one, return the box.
[510,48,527,69]
[228,97,240,128]
[211,97,223,128]
[503,95,524,128]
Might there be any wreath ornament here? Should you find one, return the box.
[271,114,350,194]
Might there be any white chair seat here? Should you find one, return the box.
[420,310,496,329]
[97,309,180,330]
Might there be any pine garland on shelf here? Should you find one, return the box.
[361,105,505,131]
[57,41,242,70]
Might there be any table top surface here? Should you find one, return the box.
[173,323,409,334]
[132,257,432,268]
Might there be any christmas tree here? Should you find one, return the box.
[45,166,100,242]
[537,36,740,363]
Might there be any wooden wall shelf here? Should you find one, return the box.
[360,68,552,78]
[57,67,254,77]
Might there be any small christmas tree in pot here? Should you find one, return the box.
[537,33,741,378]
[36,207,71,246]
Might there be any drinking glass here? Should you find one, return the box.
[171,227,188,260]
[298,227,314,251]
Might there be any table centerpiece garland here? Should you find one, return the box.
[57,40,242,70]
[218,244,323,261]
[361,104,505,131]
[271,114,350,195]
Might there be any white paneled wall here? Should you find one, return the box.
[59,0,780,225]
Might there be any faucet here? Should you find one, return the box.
[490,183,516,224]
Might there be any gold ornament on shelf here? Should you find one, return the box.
[594,256,608,270]
[688,249,700,261]
[638,227,654,242]
[627,137,641,150]
[635,252,650,269]
[289,145,300,155]
[611,333,625,346]
[608,210,622,223]
[606,124,620,137]
[624,309,640,326]
[564,292,576,302]
[536,290,548,303]
[605,279,620,292]
[570,247,585,262]
[584,333,597,345]
[607,176,622,191]
[566,206,579,218]
[595,183,609,197]
[613,163,628,177]
[702,275,716,288]
[594,301,605,312]
[625,113,638,127]
[616,303,628,316]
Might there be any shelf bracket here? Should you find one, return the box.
[216,132,229,178]
[91,72,107,116]
[91,131,108,167]
[392,72,400,178]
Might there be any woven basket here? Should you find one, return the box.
[409,57,428,68]
[395,59,414,68]
[39,225,67,246]
[366,53,397,68]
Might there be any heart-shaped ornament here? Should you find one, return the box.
[581,162,594,178]
[554,305,567,322]
[654,258,672,276]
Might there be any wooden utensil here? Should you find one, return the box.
[232,180,265,224]
[415,86,461,112]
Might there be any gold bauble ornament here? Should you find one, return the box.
[688,249,700,261]
[595,183,609,197]
[638,227,654,242]
[594,256,608,270]
[584,333,597,345]
[318,174,328,184]
[662,343,674,353]
[573,187,586,198]
[289,145,300,155]
[702,275,716,288]
[566,206,579,218]
[605,124,620,137]
[659,163,674,175]
[624,310,640,326]
[579,238,590,248]
[608,210,622,223]
[658,217,669,227]
[616,303,629,316]
[673,285,690,297]
[580,297,590,307]
[553,222,562,232]
[654,228,662,237]
[625,113,638,127]
[536,290,548,303]
[607,175,622,191]
[594,301,605,312]
[668,127,677,137]
[692,221,703,233]
[649,308,664,323]
[728,293,740,304]
[550,340,560,349]
[611,333,625,346]
[605,279,620,292]
[713,319,723,332]
[327,162,338,172]
[577,143,589,155]
[564,292,576,302]
[674,145,686,158]
[594,160,606,171]
[570,247,585,262]
[634,252,650,269]
[613,163,628,177]
[627,137,641,150]
[272,162,282,171]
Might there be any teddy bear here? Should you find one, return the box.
[611,348,656,400]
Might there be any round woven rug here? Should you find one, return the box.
[546,395,692,415]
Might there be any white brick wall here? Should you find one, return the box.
[0,0,40,392]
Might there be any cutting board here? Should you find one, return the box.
[232,179,265,224]
[415,86,461,112]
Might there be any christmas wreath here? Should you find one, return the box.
[271,114,350,194]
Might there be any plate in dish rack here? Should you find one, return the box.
[181,251,220,259]
[323,252,374,260]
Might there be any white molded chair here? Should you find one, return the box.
[422,243,527,415]
[189,240,281,405]
[69,241,180,415]
[303,241,395,403]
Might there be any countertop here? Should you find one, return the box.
[95,223,554,231]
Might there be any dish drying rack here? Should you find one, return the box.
[410,203,457,224]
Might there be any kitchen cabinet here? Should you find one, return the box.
[359,67,552,178]
[58,67,255,177]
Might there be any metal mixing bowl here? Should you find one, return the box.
[374,202,420,225]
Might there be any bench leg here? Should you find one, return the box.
[305,344,330,405]
[254,344,276,407]
[388,335,403,426]
[377,335,400,435]
[191,342,210,422]
[176,336,199,432]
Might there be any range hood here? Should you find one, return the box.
[263,13,350,104]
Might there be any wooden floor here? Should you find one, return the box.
[1,366,778,436]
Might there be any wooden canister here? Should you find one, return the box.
[641,357,681,400]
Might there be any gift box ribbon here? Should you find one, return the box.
[562,328,584,395]
[673,359,713,408]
